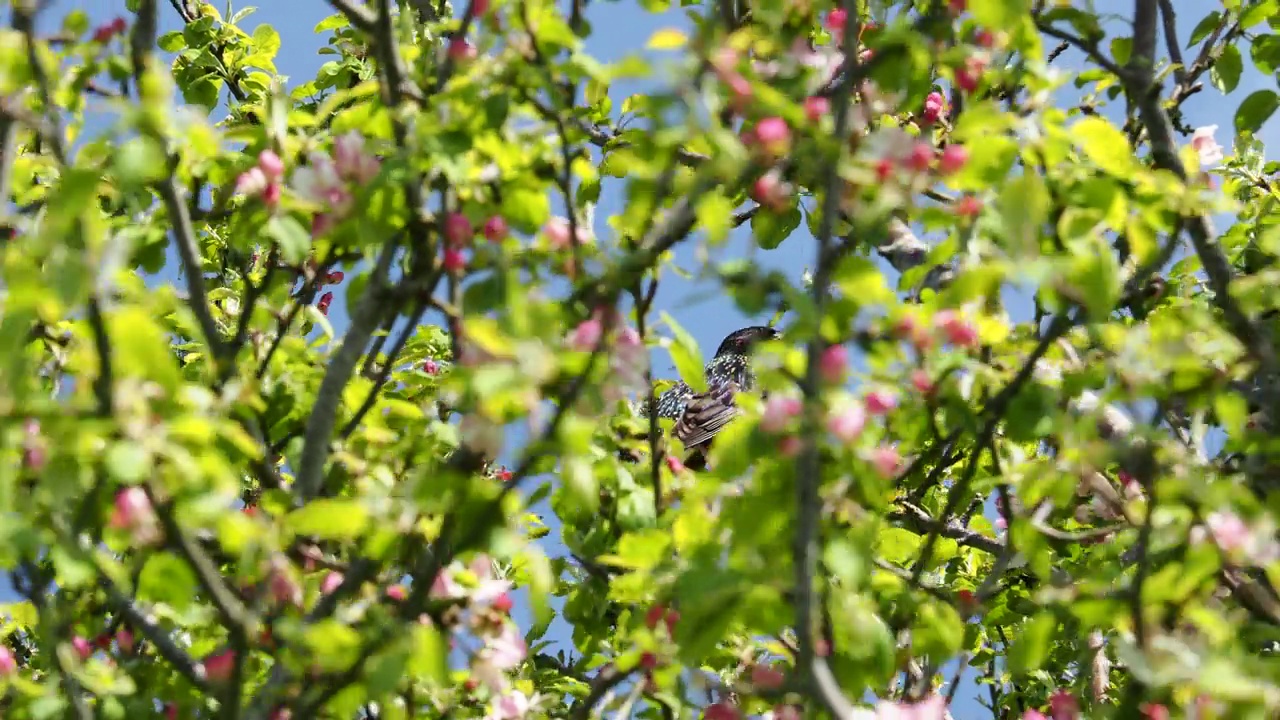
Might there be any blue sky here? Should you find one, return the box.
[12,0,1276,716]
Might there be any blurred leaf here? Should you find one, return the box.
[285,499,369,540]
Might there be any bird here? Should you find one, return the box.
[644,325,780,466]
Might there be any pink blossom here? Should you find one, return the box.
[754,117,791,155]
[1191,125,1223,168]
[467,555,514,605]
[258,149,284,180]
[1048,690,1078,720]
[804,96,830,123]
[385,584,408,601]
[321,571,344,595]
[448,37,478,62]
[825,8,847,34]
[471,0,491,16]
[934,309,979,348]
[875,695,947,720]
[203,650,235,683]
[443,248,467,272]
[268,558,302,607]
[483,216,509,242]
[938,145,967,175]
[445,212,474,247]
[0,646,15,676]
[423,359,440,375]
[864,389,898,415]
[827,402,866,443]
[292,154,352,218]
[110,487,160,544]
[868,445,902,478]
[567,318,603,351]
[262,182,281,207]
[236,167,269,197]
[544,217,590,248]
[72,636,92,661]
[665,455,686,473]
[485,689,536,720]
[910,369,934,394]
[751,170,792,211]
[332,131,381,184]
[819,344,849,383]
[761,396,802,433]
[92,17,128,43]
[778,435,803,457]
[116,628,134,653]
[431,569,466,599]
[1203,511,1250,553]
[922,92,946,124]
[750,664,786,690]
[1022,713,1047,720]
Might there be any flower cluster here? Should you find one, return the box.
[291,131,382,237]
[565,308,649,404]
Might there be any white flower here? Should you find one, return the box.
[1191,125,1223,168]
[291,153,352,216]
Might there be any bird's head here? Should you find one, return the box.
[712,325,780,357]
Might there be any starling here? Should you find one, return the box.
[645,325,780,465]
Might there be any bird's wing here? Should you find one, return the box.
[672,379,742,449]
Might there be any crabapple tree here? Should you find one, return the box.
[1,0,1280,718]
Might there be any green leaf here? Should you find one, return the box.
[1235,89,1280,134]
[285,499,370,540]
[251,24,281,57]
[105,442,152,483]
[1250,34,1280,75]
[303,619,363,672]
[500,187,551,234]
[661,312,705,393]
[407,624,447,684]
[969,0,1031,29]
[1007,611,1057,674]
[1072,117,1135,177]
[137,552,198,609]
[1210,43,1243,94]
[267,215,312,264]
[751,205,801,250]
[157,31,186,52]
[50,546,95,590]
[996,174,1050,259]
[695,191,734,245]
[1188,11,1222,47]
[114,138,167,187]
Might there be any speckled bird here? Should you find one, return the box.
[645,325,780,455]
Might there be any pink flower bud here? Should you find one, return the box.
[471,0,490,15]
[824,9,847,34]
[922,91,946,124]
[868,445,902,478]
[72,636,92,661]
[443,249,467,272]
[704,702,742,720]
[203,650,236,683]
[262,182,282,207]
[910,369,935,395]
[448,37,477,62]
[236,167,269,197]
[665,455,686,473]
[753,117,791,156]
[934,309,979,348]
[110,487,157,537]
[751,170,792,211]
[939,145,968,176]
[1048,690,1079,720]
[116,628,134,654]
[761,396,802,433]
[321,571,344,595]
[953,194,983,218]
[385,584,408,602]
[818,344,848,383]
[423,359,440,375]
[258,150,284,180]
[826,403,866,443]
[864,389,898,415]
[482,216,508,242]
[444,212,474,247]
[0,646,15,676]
[567,318,603,351]
[956,56,985,93]
[905,142,934,173]
[750,664,786,690]
[804,96,831,123]
[316,291,334,315]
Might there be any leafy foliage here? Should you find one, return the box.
[1,0,1280,719]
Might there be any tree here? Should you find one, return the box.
[1,0,1279,716]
